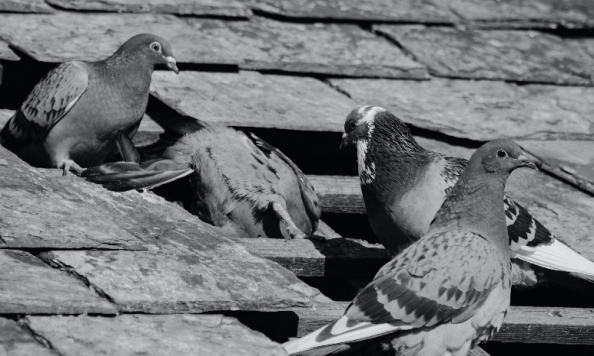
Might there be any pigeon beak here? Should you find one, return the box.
[517,154,538,170]
[166,56,179,74]
[339,133,350,150]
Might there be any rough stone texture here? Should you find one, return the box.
[0,41,19,61]
[0,318,54,356]
[46,0,251,17]
[26,314,287,356]
[0,0,54,13]
[0,147,145,250]
[251,0,457,23]
[0,250,117,314]
[150,71,357,132]
[185,17,428,78]
[376,25,594,85]
[0,110,13,127]
[330,77,594,141]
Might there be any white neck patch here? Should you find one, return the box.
[354,106,385,185]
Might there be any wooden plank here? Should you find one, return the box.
[46,0,251,17]
[150,70,357,132]
[0,318,55,356]
[0,0,54,13]
[240,238,388,278]
[250,0,457,23]
[0,250,117,315]
[0,146,146,250]
[0,40,19,61]
[329,77,594,141]
[294,303,594,344]
[26,314,286,356]
[375,25,594,85]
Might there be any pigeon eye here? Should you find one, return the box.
[497,150,507,158]
[349,122,356,131]
[150,42,161,52]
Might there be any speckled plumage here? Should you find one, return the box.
[341,106,594,285]
[0,33,178,174]
[284,139,530,356]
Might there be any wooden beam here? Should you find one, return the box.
[307,175,364,214]
[293,303,594,345]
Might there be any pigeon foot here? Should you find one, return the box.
[58,159,84,176]
[270,201,308,239]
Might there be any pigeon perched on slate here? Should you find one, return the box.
[341,106,594,287]
[0,33,179,175]
[83,114,321,239]
[284,139,535,356]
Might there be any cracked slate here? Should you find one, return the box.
[26,314,287,356]
[0,318,55,356]
[329,77,594,141]
[150,70,358,131]
[46,0,251,17]
[0,250,117,314]
[375,25,594,85]
[0,41,19,61]
[0,12,427,78]
[0,0,54,13]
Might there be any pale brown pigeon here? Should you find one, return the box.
[0,33,178,175]
[341,106,594,287]
[83,115,321,239]
[283,139,535,356]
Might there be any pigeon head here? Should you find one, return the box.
[112,33,179,74]
[468,139,537,178]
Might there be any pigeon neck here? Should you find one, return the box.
[431,173,509,251]
[104,51,153,77]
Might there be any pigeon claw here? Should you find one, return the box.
[59,160,84,176]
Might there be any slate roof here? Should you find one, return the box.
[1,1,594,355]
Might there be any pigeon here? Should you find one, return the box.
[83,114,321,239]
[284,139,536,355]
[341,105,594,287]
[0,33,179,175]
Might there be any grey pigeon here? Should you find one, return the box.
[83,115,321,239]
[284,139,535,356]
[0,33,179,175]
[341,106,594,287]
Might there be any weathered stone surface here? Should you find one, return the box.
[0,110,12,126]
[330,77,594,141]
[375,25,594,85]
[26,314,287,356]
[0,318,54,356]
[251,0,457,23]
[47,0,251,16]
[150,70,357,132]
[0,40,19,61]
[0,0,54,13]
[0,147,146,250]
[185,17,428,78]
[0,250,117,314]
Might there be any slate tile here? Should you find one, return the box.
[0,41,19,61]
[0,250,117,314]
[46,0,251,17]
[330,77,594,141]
[26,314,287,356]
[250,0,457,23]
[150,70,357,132]
[0,318,54,356]
[0,110,13,127]
[185,17,428,78]
[0,0,54,13]
[40,246,328,313]
[375,25,594,85]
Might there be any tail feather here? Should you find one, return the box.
[512,239,594,278]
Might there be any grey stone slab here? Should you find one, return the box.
[0,40,19,61]
[46,0,251,17]
[0,0,54,13]
[0,318,55,356]
[0,146,146,250]
[0,250,117,314]
[251,0,457,23]
[0,110,12,127]
[330,77,594,141]
[26,314,286,356]
[375,25,594,85]
[150,70,357,132]
[185,17,428,78]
